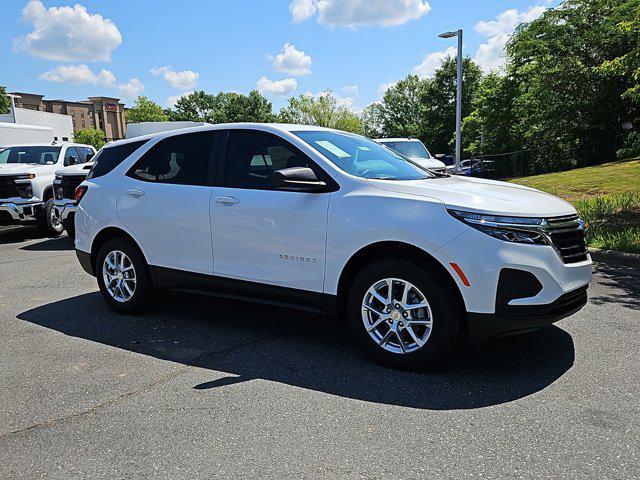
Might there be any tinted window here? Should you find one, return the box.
[87,141,147,179]
[64,147,81,166]
[226,130,315,189]
[128,133,213,186]
[76,147,95,162]
[156,133,213,186]
[294,131,432,180]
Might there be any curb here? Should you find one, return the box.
[588,247,640,267]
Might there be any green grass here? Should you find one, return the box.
[512,159,640,202]
[511,160,640,253]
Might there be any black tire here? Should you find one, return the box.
[62,218,75,240]
[346,258,459,370]
[96,237,156,314]
[38,199,63,237]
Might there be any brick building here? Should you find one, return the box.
[9,92,127,141]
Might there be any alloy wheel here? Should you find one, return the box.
[103,250,137,303]
[361,277,433,354]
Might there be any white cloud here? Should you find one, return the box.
[290,0,316,23]
[166,90,194,108]
[272,43,312,76]
[474,5,547,72]
[150,66,199,90]
[257,76,298,96]
[118,78,144,99]
[14,0,121,62]
[289,0,431,28]
[378,81,397,96]
[38,64,143,99]
[342,84,359,96]
[39,64,116,86]
[412,46,457,78]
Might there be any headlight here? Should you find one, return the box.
[448,209,548,245]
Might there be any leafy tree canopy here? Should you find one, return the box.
[278,91,362,133]
[74,128,107,150]
[125,96,169,123]
[0,86,10,115]
[171,90,275,124]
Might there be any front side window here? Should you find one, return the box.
[64,146,81,166]
[0,146,61,165]
[226,130,316,189]
[87,140,147,179]
[294,131,432,180]
[381,140,432,159]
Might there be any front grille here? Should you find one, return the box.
[61,174,86,199]
[0,176,19,199]
[545,214,588,263]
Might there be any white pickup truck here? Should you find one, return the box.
[0,142,96,236]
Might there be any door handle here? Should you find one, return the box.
[126,188,145,198]
[215,196,239,205]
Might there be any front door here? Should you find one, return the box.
[211,129,331,293]
[117,132,217,275]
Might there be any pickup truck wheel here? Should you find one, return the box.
[347,258,458,370]
[38,199,63,237]
[96,238,155,314]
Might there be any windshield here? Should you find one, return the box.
[380,140,432,159]
[0,146,61,165]
[293,131,432,180]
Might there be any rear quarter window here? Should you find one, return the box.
[87,140,147,179]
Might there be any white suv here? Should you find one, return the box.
[74,124,592,369]
[0,142,96,236]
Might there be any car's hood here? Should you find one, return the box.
[0,163,48,176]
[367,175,576,217]
[55,162,94,176]
[410,157,446,169]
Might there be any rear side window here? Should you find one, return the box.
[87,140,147,179]
[77,146,95,162]
[127,132,215,186]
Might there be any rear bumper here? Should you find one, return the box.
[76,248,94,276]
[0,201,44,224]
[467,285,588,343]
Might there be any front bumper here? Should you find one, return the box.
[467,285,588,343]
[53,200,77,223]
[0,201,44,224]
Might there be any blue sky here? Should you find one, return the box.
[1,0,556,111]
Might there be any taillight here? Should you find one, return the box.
[75,185,88,202]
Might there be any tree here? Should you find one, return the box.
[74,128,107,150]
[278,91,362,133]
[379,75,428,138]
[361,102,386,138]
[125,96,168,123]
[505,0,640,169]
[0,86,10,115]
[171,90,275,123]
[420,57,483,155]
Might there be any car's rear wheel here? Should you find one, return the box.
[96,237,155,313]
[38,199,63,237]
[347,258,459,370]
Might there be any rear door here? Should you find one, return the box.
[117,131,219,275]
[210,129,332,294]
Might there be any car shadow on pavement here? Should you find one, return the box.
[0,225,44,244]
[590,262,640,311]
[20,235,74,252]
[18,291,575,410]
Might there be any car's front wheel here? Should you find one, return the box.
[347,258,459,370]
[96,237,155,313]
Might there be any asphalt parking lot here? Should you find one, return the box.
[0,226,638,479]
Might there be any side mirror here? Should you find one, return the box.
[272,167,327,193]
[64,155,78,166]
[86,152,95,161]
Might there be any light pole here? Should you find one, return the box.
[438,29,462,173]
